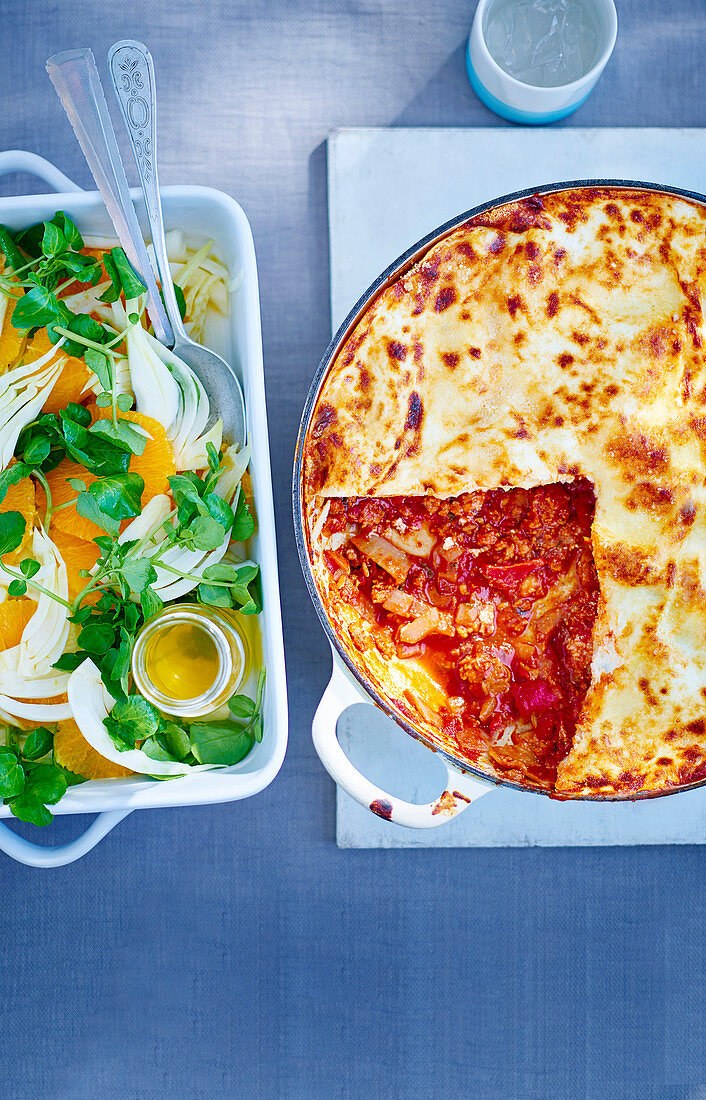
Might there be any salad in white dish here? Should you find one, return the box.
[0,211,262,826]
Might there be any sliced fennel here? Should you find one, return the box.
[68,659,216,777]
[113,299,225,471]
[0,527,70,681]
[0,342,65,469]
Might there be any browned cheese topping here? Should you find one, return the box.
[304,188,706,797]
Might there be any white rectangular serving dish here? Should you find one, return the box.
[0,151,288,822]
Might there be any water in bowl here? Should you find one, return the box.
[484,0,599,88]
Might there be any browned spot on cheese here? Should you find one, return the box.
[387,340,408,362]
[469,346,481,359]
[442,352,460,369]
[405,391,423,431]
[434,286,456,312]
[507,294,523,318]
[312,402,336,438]
[546,292,559,317]
[558,353,574,368]
[607,431,670,476]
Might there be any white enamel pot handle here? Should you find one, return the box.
[0,149,82,193]
[313,658,490,828]
[0,151,134,866]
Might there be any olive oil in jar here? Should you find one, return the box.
[131,604,251,717]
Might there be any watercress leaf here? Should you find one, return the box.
[68,478,87,493]
[94,392,112,408]
[22,762,67,806]
[23,435,51,464]
[169,473,207,521]
[230,488,255,542]
[56,764,87,787]
[89,418,148,456]
[64,312,109,346]
[84,347,112,392]
[51,211,83,251]
[52,652,85,672]
[116,393,133,412]
[89,473,144,521]
[60,253,101,284]
[201,563,240,582]
[19,558,40,578]
[101,628,134,697]
[6,793,53,826]
[76,492,120,536]
[161,721,191,760]
[0,224,26,270]
[104,694,162,748]
[110,247,147,300]
[61,402,92,428]
[93,535,116,557]
[77,622,115,655]
[119,556,156,594]
[14,221,44,258]
[42,220,65,258]
[204,492,234,532]
[251,713,264,743]
[173,282,186,320]
[7,579,26,597]
[6,792,53,827]
[230,564,262,615]
[0,511,26,555]
[196,582,232,608]
[0,749,25,798]
[11,284,63,331]
[98,252,121,303]
[141,736,175,762]
[189,721,254,766]
[206,442,219,472]
[0,462,31,506]
[140,586,163,620]
[185,515,226,551]
[228,693,257,720]
[22,727,53,761]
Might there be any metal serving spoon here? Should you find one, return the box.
[46,47,247,447]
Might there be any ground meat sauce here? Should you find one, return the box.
[322,481,599,789]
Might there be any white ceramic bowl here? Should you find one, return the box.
[466,0,618,124]
[0,150,288,866]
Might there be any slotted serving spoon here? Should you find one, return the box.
[45,46,247,447]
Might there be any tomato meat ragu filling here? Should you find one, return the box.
[321,481,599,789]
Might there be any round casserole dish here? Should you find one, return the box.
[294,180,706,827]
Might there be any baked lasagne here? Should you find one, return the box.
[303,187,706,797]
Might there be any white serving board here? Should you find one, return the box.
[328,126,706,848]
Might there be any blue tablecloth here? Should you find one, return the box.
[0,1,704,1095]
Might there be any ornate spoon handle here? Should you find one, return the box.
[45,48,173,347]
[108,40,188,344]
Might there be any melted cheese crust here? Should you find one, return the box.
[304,188,706,797]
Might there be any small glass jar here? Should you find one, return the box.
[131,603,250,718]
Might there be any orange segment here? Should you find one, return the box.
[51,530,100,601]
[0,475,36,560]
[0,311,25,371]
[22,329,92,416]
[54,717,134,780]
[0,597,36,651]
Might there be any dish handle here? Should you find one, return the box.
[0,150,82,193]
[0,810,131,867]
[313,659,490,829]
